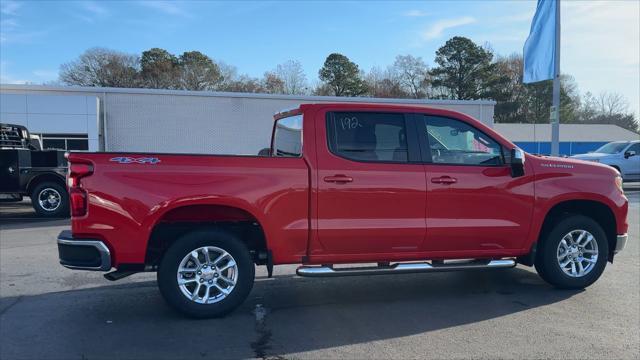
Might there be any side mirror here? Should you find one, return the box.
[510,148,525,178]
[624,150,636,159]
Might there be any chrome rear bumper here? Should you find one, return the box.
[57,230,112,271]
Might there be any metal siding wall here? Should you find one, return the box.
[2,86,495,155]
[104,94,494,154]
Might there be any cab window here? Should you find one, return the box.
[423,116,503,166]
[327,112,408,163]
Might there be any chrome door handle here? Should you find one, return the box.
[431,176,457,184]
[323,175,353,183]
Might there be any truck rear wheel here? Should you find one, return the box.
[31,181,69,218]
[157,228,255,318]
[535,215,608,289]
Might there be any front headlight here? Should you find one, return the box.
[615,175,624,194]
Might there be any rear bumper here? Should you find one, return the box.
[614,234,628,254]
[57,230,111,271]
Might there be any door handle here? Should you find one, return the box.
[324,175,353,183]
[431,176,457,184]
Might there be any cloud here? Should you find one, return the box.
[137,1,192,17]
[0,0,21,15]
[422,16,476,40]
[73,1,109,23]
[403,10,428,17]
[81,1,108,16]
[0,18,18,28]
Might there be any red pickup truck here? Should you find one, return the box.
[57,103,628,318]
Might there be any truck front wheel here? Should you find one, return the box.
[31,181,69,218]
[157,229,255,318]
[535,215,608,289]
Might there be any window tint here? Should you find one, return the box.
[42,139,65,150]
[273,115,302,157]
[328,112,408,163]
[67,139,89,151]
[424,116,503,166]
[627,143,640,153]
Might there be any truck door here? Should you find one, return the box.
[622,143,640,181]
[418,115,535,253]
[313,110,426,258]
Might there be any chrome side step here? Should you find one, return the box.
[296,259,516,277]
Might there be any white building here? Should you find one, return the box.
[1,84,496,154]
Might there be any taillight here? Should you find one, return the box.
[67,162,93,217]
[68,163,93,188]
[69,188,87,217]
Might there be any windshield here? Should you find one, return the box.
[595,142,628,154]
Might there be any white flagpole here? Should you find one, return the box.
[551,0,561,156]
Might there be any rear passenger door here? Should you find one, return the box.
[419,115,535,253]
[314,111,426,257]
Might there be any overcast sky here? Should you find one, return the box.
[1,0,638,116]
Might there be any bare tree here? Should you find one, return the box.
[273,60,308,95]
[365,66,408,98]
[392,55,431,98]
[59,48,140,88]
[596,92,629,117]
[263,72,285,94]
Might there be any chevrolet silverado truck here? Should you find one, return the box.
[57,103,629,318]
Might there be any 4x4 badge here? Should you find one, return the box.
[110,157,161,164]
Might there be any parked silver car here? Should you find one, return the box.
[571,140,640,182]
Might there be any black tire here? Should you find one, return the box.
[157,228,255,318]
[535,215,608,289]
[30,181,69,218]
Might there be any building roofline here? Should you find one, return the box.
[0,84,496,106]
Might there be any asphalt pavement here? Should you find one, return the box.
[1,190,639,359]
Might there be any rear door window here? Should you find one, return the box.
[327,112,409,163]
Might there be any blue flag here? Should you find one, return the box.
[523,0,558,83]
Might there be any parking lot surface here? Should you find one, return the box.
[1,191,639,359]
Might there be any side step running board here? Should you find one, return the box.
[296,259,516,277]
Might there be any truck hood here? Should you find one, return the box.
[528,154,618,177]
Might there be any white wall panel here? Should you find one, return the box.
[0,112,27,125]
[0,94,27,113]
[27,113,88,134]
[27,95,88,114]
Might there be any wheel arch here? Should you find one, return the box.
[26,173,66,195]
[145,203,269,268]
[537,199,617,262]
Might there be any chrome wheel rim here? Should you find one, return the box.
[38,188,61,212]
[557,229,599,278]
[176,246,238,304]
